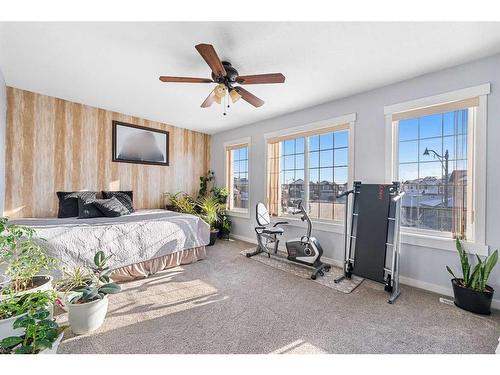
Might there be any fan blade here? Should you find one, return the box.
[159,76,213,83]
[201,90,216,108]
[236,73,285,85]
[234,87,264,108]
[195,44,227,77]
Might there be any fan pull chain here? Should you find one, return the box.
[223,88,227,116]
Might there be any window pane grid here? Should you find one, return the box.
[231,146,249,210]
[398,109,469,237]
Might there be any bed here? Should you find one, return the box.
[11,209,210,281]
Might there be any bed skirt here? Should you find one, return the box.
[111,246,207,282]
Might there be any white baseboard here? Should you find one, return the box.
[231,233,500,310]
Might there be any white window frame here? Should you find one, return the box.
[384,83,489,255]
[264,113,356,232]
[224,137,251,218]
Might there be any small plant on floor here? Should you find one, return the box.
[446,239,498,291]
[217,214,232,240]
[446,238,498,315]
[0,217,58,294]
[0,308,67,354]
[70,251,121,304]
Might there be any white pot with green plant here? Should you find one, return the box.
[67,251,121,334]
[446,239,498,315]
[0,218,58,299]
[0,290,56,340]
[55,266,93,311]
[0,308,67,354]
[197,196,223,246]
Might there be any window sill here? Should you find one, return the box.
[272,216,344,234]
[226,209,250,219]
[401,231,489,256]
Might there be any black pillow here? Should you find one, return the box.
[57,191,97,218]
[102,191,134,213]
[93,197,130,217]
[77,196,104,219]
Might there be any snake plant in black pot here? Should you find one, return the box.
[447,239,498,315]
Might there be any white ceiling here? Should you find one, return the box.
[1,22,500,134]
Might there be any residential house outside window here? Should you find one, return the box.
[266,120,353,223]
[225,141,250,213]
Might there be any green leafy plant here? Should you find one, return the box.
[446,239,498,292]
[70,251,121,304]
[212,186,229,205]
[0,217,58,293]
[0,309,66,354]
[55,266,93,294]
[165,192,197,215]
[198,170,215,199]
[0,290,56,320]
[197,196,223,230]
[216,214,232,239]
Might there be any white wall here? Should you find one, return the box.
[0,67,6,215]
[211,53,500,305]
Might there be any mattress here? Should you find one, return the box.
[10,209,210,271]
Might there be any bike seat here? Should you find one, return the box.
[263,227,284,235]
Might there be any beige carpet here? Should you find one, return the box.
[57,239,500,354]
[240,248,363,293]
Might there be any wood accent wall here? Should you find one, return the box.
[4,87,211,218]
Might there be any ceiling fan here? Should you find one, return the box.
[159,43,285,113]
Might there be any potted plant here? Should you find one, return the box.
[0,217,58,297]
[0,308,66,354]
[217,214,232,240]
[197,196,223,246]
[446,239,498,315]
[67,251,121,334]
[54,266,93,311]
[0,290,56,340]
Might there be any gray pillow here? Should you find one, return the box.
[93,197,130,217]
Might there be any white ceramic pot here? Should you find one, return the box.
[0,312,27,340]
[68,296,109,335]
[0,275,53,301]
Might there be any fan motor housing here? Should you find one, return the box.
[212,61,238,86]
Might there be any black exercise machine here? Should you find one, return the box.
[334,181,405,303]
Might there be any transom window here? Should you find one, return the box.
[267,123,351,222]
[225,142,249,212]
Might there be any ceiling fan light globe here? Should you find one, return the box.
[229,89,241,103]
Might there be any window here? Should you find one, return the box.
[266,115,355,223]
[225,139,250,213]
[398,109,469,237]
[385,84,490,246]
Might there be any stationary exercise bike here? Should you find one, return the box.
[246,200,330,280]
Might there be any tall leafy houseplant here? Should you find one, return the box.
[197,196,223,246]
[0,218,57,294]
[446,239,498,314]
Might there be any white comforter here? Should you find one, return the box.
[11,210,210,270]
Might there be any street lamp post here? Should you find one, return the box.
[423,147,449,208]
